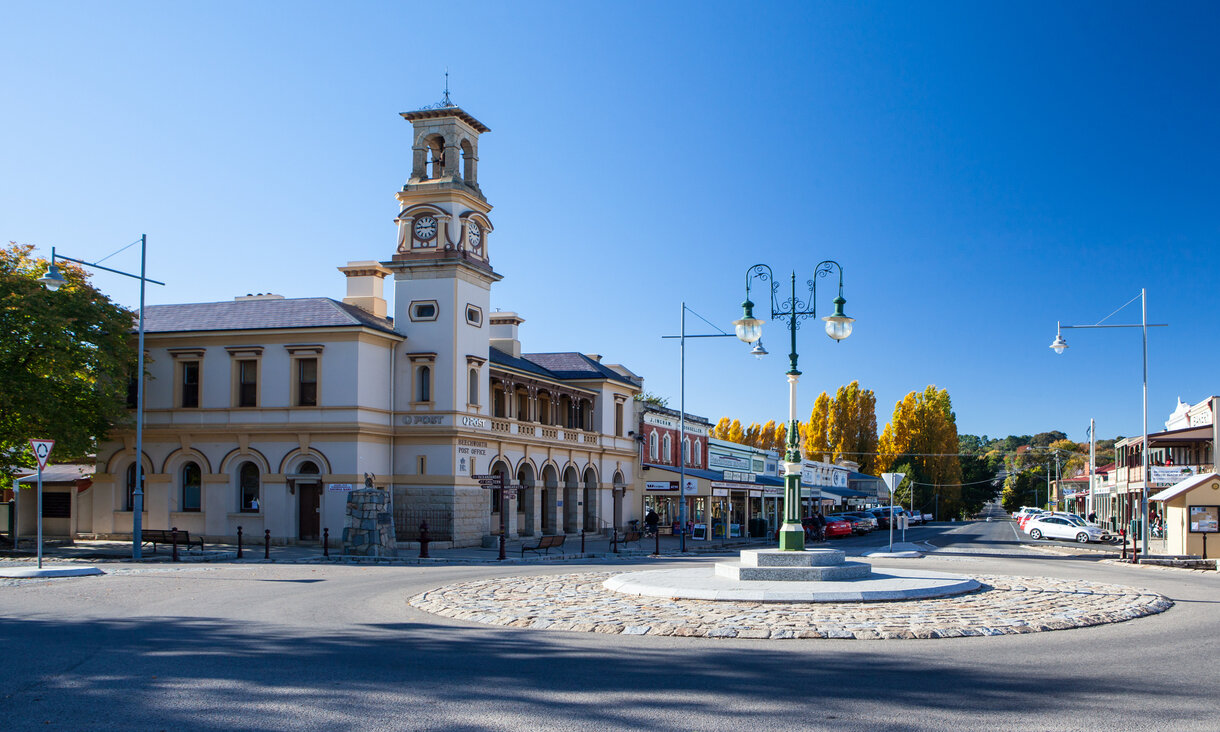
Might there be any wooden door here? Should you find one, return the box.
[298,483,320,540]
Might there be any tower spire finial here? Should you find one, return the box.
[442,68,452,107]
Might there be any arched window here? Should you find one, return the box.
[693,440,702,466]
[461,139,475,185]
[426,135,445,179]
[239,462,260,513]
[125,463,145,512]
[181,461,201,512]
[662,435,672,463]
[299,460,319,475]
[468,368,479,406]
[683,438,691,464]
[649,432,658,461]
[417,366,431,403]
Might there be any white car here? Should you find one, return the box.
[1024,515,1106,543]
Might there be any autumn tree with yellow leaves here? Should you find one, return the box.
[876,385,964,516]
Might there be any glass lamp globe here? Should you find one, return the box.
[1050,333,1068,354]
[822,296,854,341]
[733,299,764,344]
[38,263,65,292]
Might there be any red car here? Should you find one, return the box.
[801,516,853,539]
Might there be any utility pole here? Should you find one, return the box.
[1088,419,1096,519]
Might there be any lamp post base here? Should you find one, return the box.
[778,523,805,552]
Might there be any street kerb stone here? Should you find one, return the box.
[408,571,1173,640]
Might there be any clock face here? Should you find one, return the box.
[413,216,437,241]
[467,221,482,249]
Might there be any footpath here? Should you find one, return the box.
[0,532,786,567]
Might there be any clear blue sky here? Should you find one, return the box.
[4,1,1217,444]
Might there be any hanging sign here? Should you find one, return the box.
[29,439,55,470]
[681,478,698,496]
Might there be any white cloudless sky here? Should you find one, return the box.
[3,1,1217,443]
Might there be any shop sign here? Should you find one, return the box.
[722,470,756,483]
[327,483,354,492]
[646,481,679,491]
[643,412,710,436]
[760,486,784,496]
[711,481,753,490]
[709,453,752,471]
[681,478,698,496]
[831,470,848,488]
[1150,466,1197,486]
[712,488,729,497]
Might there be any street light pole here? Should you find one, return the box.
[1051,289,1166,556]
[39,235,164,560]
[662,304,736,553]
[733,262,854,552]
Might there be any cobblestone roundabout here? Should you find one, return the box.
[409,571,1173,640]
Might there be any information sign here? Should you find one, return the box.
[1189,505,1219,533]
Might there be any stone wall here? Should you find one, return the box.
[342,490,396,557]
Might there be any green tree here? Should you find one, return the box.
[633,391,669,408]
[0,244,137,485]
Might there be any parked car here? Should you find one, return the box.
[1024,515,1106,543]
[801,516,853,539]
[1018,511,1050,531]
[907,510,925,526]
[829,513,873,535]
[839,512,879,531]
[1045,512,1112,541]
[867,506,906,529]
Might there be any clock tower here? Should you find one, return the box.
[385,99,501,546]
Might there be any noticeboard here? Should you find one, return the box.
[1188,505,1219,533]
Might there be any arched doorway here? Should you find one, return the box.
[582,467,599,533]
[541,464,559,534]
[613,470,626,531]
[563,466,580,533]
[295,460,321,541]
[516,462,536,537]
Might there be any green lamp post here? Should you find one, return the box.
[734,262,854,551]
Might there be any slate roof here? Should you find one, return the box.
[141,298,397,335]
[489,347,637,387]
[521,352,638,386]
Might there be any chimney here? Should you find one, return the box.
[338,261,391,318]
[489,312,525,358]
[584,354,603,362]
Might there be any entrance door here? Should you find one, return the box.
[298,483,321,540]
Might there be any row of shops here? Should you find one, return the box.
[636,405,881,540]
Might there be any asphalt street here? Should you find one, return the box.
[1,510,1217,731]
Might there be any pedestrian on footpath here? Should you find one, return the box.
[644,509,660,536]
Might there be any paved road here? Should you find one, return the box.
[2,513,1217,731]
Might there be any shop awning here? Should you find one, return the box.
[821,485,869,499]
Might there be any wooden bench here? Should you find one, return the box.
[622,530,643,547]
[141,529,204,553]
[521,534,566,557]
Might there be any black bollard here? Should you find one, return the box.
[654,526,661,556]
[1120,529,1127,560]
[581,527,585,554]
[237,526,243,559]
[264,529,270,560]
[171,527,180,563]
[419,520,430,559]
[612,526,618,554]
[323,528,329,558]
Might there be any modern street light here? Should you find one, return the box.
[40,235,164,560]
[1051,289,1167,556]
[662,303,738,552]
[734,262,853,551]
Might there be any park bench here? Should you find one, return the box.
[141,529,204,553]
[622,530,643,547]
[521,534,566,557]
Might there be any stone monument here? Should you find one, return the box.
[341,473,397,557]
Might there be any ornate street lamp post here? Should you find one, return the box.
[39,235,164,560]
[734,262,853,551]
